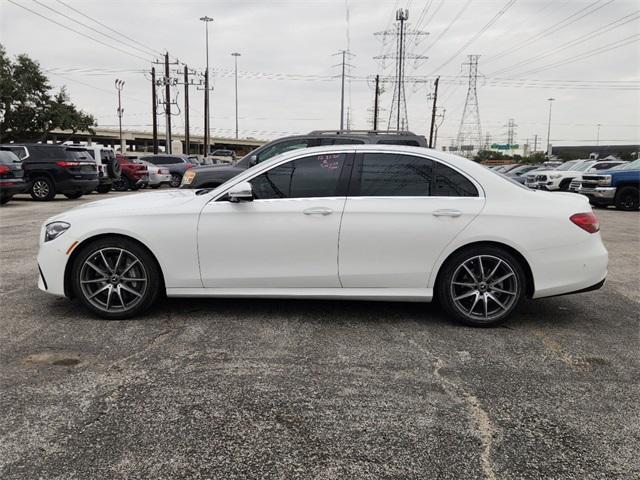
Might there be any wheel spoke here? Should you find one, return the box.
[454,290,478,302]
[468,292,481,314]
[462,264,478,283]
[486,259,503,282]
[491,286,516,296]
[478,257,485,280]
[120,283,142,298]
[490,272,514,286]
[115,286,126,308]
[99,250,112,272]
[105,285,113,308]
[88,284,110,299]
[121,277,147,282]
[81,278,108,284]
[113,249,124,273]
[487,292,507,311]
[483,293,488,318]
[86,261,107,277]
[120,259,140,276]
[452,281,475,287]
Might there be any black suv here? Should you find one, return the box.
[1,144,99,201]
[180,130,428,189]
[0,149,28,205]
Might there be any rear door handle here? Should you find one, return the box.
[303,207,333,216]
[432,209,462,218]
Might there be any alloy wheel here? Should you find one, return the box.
[79,247,148,313]
[450,255,518,323]
[170,174,181,188]
[33,180,50,198]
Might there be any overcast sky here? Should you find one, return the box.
[1,0,639,149]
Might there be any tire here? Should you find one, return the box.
[112,176,131,191]
[614,186,639,211]
[150,184,160,189]
[559,179,571,192]
[0,195,10,205]
[64,192,83,199]
[169,173,182,188]
[30,177,56,201]
[96,185,111,194]
[436,246,526,327]
[71,237,162,320]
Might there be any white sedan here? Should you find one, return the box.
[37,145,608,326]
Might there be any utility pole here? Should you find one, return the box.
[428,76,439,148]
[164,52,172,154]
[184,66,190,154]
[433,108,446,149]
[151,67,158,154]
[546,97,555,157]
[373,10,428,132]
[115,79,125,153]
[456,55,482,158]
[596,123,601,145]
[231,52,241,139]
[373,74,380,130]
[200,16,213,156]
[533,133,538,152]
[340,50,346,130]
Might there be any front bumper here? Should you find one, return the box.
[578,186,616,200]
[37,233,77,297]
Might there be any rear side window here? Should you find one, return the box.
[256,139,317,163]
[251,153,346,199]
[5,146,27,160]
[433,162,478,197]
[319,138,365,146]
[355,153,433,196]
[0,150,20,163]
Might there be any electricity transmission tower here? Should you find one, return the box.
[456,55,482,157]
[505,118,517,147]
[373,8,428,131]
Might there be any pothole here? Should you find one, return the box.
[23,352,83,367]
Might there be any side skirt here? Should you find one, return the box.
[165,287,433,302]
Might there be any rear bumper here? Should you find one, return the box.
[530,235,608,299]
[57,177,99,194]
[0,179,29,196]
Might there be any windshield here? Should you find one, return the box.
[610,159,640,170]
[554,160,580,171]
[574,161,597,172]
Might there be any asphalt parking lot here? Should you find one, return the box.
[1,192,638,480]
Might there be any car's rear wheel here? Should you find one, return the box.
[96,185,111,194]
[113,176,130,191]
[71,237,162,320]
[170,173,182,188]
[437,246,526,327]
[30,177,56,201]
[64,192,83,199]
[614,186,639,211]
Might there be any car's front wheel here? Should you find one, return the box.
[112,176,130,191]
[615,186,639,211]
[437,246,526,327]
[71,237,162,319]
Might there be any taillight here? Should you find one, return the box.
[570,212,600,234]
[0,165,9,174]
[185,163,194,169]
[56,161,81,167]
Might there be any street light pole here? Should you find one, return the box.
[596,123,601,145]
[200,16,213,156]
[546,97,555,157]
[231,52,241,139]
[115,79,125,153]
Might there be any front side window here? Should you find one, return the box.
[355,153,433,196]
[250,153,346,199]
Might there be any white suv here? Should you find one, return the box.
[525,160,597,191]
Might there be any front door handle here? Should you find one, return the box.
[432,209,462,218]
[303,207,333,216]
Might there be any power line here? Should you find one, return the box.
[484,0,615,64]
[7,0,152,62]
[53,0,165,58]
[415,0,472,59]
[489,10,640,76]
[428,0,518,75]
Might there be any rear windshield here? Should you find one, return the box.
[65,148,91,160]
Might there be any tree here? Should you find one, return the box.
[0,44,95,142]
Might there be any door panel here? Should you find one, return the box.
[338,152,485,288]
[198,197,345,287]
[198,152,352,288]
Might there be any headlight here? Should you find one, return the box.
[45,222,70,242]
[182,170,196,185]
[549,173,561,179]
[598,175,612,186]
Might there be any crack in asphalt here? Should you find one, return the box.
[532,329,592,371]
[433,359,498,480]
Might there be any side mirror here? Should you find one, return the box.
[248,154,258,166]
[227,181,253,203]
